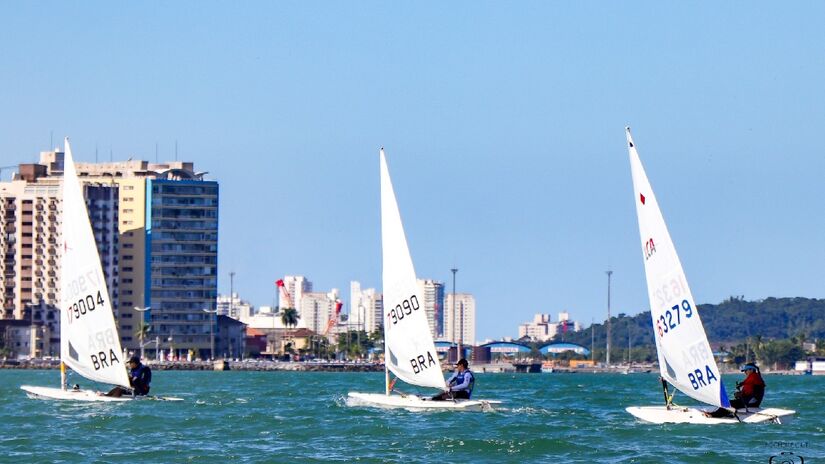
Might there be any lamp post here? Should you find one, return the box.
[134,306,151,360]
[24,302,36,358]
[229,271,236,319]
[451,268,459,362]
[606,269,613,367]
[203,307,218,360]
[357,304,364,358]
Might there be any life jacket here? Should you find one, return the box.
[452,370,475,397]
[130,364,152,395]
[740,371,765,407]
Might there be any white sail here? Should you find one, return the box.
[626,128,730,408]
[60,138,131,388]
[380,149,445,390]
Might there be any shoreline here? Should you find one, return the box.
[0,358,811,375]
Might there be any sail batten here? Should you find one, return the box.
[60,139,131,388]
[380,149,445,391]
[626,128,728,408]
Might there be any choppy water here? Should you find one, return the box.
[1,369,821,463]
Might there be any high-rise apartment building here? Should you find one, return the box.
[0,148,218,358]
[349,281,383,334]
[299,289,339,335]
[279,275,312,310]
[0,152,120,356]
[444,293,476,346]
[416,279,444,338]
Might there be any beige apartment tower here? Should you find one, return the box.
[0,147,218,359]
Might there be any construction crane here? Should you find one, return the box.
[275,279,293,308]
[323,300,343,336]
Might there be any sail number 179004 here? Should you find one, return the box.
[66,291,106,323]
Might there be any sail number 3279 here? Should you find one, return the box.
[657,300,692,337]
[387,295,420,325]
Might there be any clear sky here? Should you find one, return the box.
[1,2,823,342]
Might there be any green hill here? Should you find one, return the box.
[558,297,825,365]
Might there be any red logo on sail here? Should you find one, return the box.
[640,193,646,205]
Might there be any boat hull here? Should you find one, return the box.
[21,385,183,402]
[347,392,500,411]
[626,405,795,424]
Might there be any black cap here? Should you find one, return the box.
[128,356,141,364]
[455,358,468,368]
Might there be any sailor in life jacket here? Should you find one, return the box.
[432,358,475,401]
[705,362,766,418]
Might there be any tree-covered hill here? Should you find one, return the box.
[558,297,825,358]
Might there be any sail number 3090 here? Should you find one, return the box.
[68,291,106,322]
[387,295,420,325]
[657,299,692,337]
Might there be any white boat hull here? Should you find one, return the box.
[347,392,500,411]
[626,405,795,424]
[21,385,183,402]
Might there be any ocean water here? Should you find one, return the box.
[1,369,821,463]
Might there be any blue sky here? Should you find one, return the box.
[1,2,823,342]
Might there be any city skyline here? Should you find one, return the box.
[1,3,823,342]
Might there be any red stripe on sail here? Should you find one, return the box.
[640,193,646,205]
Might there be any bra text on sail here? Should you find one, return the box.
[90,348,121,371]
[410,351,437,374]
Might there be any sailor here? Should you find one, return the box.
[431,358,474,401]
[104,356,152,397]
[127,356,152,396]
[705,362,765,417]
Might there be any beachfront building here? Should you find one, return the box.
[518,312,581,342]
[0,147,219,359]
[518,314,558,341]
[416,279,445,338]
[349,281,383,334]
[217,292,254,320]
[444,293,476,346]
[215,315,246,359]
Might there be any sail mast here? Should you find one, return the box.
[379,149,445,391]
[626,127,729,408]
[60,138,131,389]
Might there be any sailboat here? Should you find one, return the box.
[623,127,794,424]
[347,149,499,411]
[21,138,180,402]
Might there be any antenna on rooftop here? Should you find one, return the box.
[175,140,178,161]
[95,143,99,163]
[155,142,159,163]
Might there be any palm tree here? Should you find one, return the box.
[135,324,151,345]
[281,308,300,356]
[281,307,299,328]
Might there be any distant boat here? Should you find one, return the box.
[622,127,793,424]
[347,149,500,411]
[20,139,180,402]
